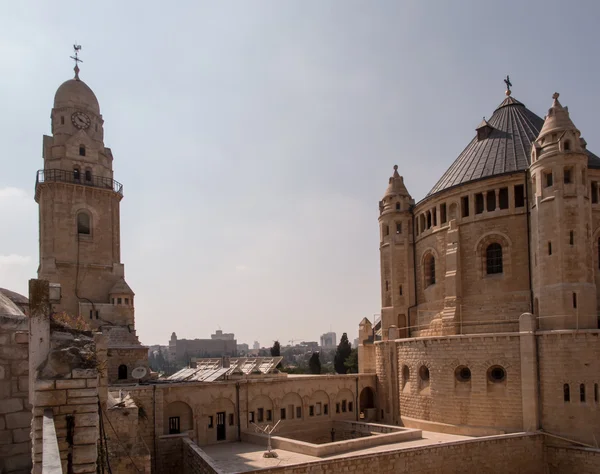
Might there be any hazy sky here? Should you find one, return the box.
[1,1,600,347]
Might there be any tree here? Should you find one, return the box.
[309,352,321,374]
[270,340,281,357]
[344,348,359,374]
[334,333,352,374]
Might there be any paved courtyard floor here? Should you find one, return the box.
[201,431,473,473]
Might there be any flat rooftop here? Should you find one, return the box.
[201,431,473,473]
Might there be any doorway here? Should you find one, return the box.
[216,412,226,441]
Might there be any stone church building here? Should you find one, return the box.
[360,86,600,446]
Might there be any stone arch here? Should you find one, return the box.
[164,401,193,435]
[421,248,439,288]
[334,388,355,417]
[249,394,274,424]
[448,200,459,221]
[359,387,375,413]
[308,390,330,417]
[117,364,127,380]
[280,391,303,420]
[474,232,512,278]
[76,210,92,236]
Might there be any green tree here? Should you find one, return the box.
[344,348,359,373]
[334,333,352,374]
[270,340,281,357]
[309,352,321,374]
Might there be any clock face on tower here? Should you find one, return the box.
[71,112,91,130]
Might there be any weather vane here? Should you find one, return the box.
[504,75,512,96]
[70,44,83,79]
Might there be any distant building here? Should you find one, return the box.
[320,332,337,349]
[353,338,359,348]
[253,341,260,350]
[169,330,237,361]
[237,343,249,354]
[212,330,234,340]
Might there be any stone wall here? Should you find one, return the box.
[546,446,600,473]
[538,330,600,445]
[32,368,100,474]
[253,433,544,473]
[182,437,222,474]
[396,334,523,432]
[0,316,31,474]
[157,435,184,474]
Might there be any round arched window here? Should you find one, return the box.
[455,366,471,382]
[419,366,430,382]
[488,366,506,383]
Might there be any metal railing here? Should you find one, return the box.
[35,169,123,196]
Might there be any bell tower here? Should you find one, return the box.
[35,53,135,330]
[378,165,415,339]
[529,93,596,329]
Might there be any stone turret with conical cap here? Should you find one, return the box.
[529,93,596,329]
[378,166,415,340]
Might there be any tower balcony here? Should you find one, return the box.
[35,169,123,200]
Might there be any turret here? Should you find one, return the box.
[378,165,415,339]
[529,93,596,329]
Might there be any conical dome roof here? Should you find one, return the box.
[538,92,578,138]
[384,165,411,198]
[427,93,600,197]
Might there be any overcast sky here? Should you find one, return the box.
[1,1,599,347]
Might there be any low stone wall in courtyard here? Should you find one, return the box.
[252,433,545,474]
[546,445,600,474]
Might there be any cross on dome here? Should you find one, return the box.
[70,44,83,80]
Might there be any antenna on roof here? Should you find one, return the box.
[70,44,83,80]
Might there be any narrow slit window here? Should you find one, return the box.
[432,208,437,226]
[514,185,525,207]
[595,383,598,403]
[592,182,598,204]
[570,231,574,246]
[77,212,90,235]
[399,285,403,296]
[440,203,447,223]
[461,196,470,217]
[385,280,389,291]
[208,416,213,428]
[548,242,552,256]
[95,310,99,319]
[427,212,432,229]
[545,172,553,188]
[580,384,586,402]
[573,292,577,308]
[564,383,570,402]
[60,116,65,125]
[499,188,509,209]
[229,413,234,426]
[385,225,389,236]
[89,310,93,320]
[486,191,496,211]
[475,193,484,214]
[564,168,572,184]
[396,222,402,234]
[324,404,328,415]
[396,202,400,211]
[79,145,86,156]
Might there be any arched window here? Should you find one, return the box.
[73,167,80,181]
[118,365,127,380]
[424,254,435,287]
[396,202,400,211]
[564,140,571,151]
[77,212,90,235]
[85,170,92,182]
[79,145,86,156]
[564,383,570,402]
[486,243,503,274]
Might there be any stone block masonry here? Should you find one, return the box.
[253,433,545,474]
[0,320,31,474]
[546,446,600,474]
[31,369,100,474]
